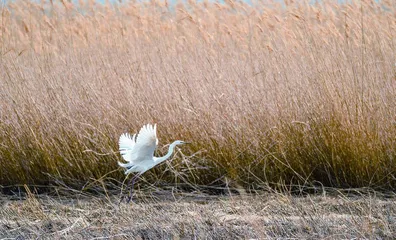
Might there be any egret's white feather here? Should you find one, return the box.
[119,133,136,163]
[118,124,158,166]
[129,124,158,162]
[117,123,186,202]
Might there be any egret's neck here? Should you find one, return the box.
[155,141,178,163]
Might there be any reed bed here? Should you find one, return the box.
[0,0,395,192]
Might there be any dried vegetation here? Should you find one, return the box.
[0,0,395,191]
[1,191,396,239]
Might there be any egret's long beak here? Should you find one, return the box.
[183,141,191,144]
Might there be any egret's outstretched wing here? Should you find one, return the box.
[119,133,136,163]
[128,124,158,163]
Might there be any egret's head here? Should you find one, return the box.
[173,140,188,145]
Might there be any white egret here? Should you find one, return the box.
[118,123,187,202]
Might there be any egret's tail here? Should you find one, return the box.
[118,161,133,168]
[118,162,139,175]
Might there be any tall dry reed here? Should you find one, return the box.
[0,0,395,191]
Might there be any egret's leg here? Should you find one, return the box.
[126,172,142,203]
[119,172,140,204]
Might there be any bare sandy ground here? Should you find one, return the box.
[1,190,395,239]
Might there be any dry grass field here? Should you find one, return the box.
[1,190,396,239]
[1,0,395,192]
[0,1,396,238]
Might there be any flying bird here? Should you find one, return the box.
[118,124,187,202]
